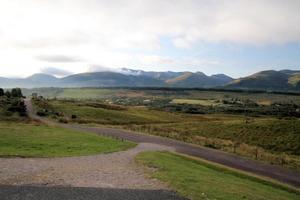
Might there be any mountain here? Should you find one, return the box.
[0,74,59,88]
[0,69,234,88]
[0,71,167,88]
[60,72,165,87]
[225,70,300,91]
[26,73,58,83]
[165,72,233,88]
[120,68,185,80]
[1,68,299,91]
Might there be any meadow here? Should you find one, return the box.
[30,88,300,168]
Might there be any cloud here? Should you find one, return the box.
[1,0,300,51]
[0,0,299,77]
[40,67,73,77]
[36,55,83,63]
[87,65,117,72]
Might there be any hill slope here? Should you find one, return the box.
[226,70,300,91]
[166,72,233,88]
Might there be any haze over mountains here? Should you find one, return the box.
[0,68,299,91]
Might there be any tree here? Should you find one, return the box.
[5,91,11,98]
[0,88,4,96]
[11,88,23,98]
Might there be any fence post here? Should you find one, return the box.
[255,147,258,160]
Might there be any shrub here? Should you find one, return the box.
[5,91,11,98]
[36,110,47,116]
[59,118,69,123]
[11,88,23,98]
[71,114,77,119]
[0,88,4,96]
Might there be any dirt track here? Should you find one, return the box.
[25,99,300,188]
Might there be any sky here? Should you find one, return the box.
[0,0,300,78]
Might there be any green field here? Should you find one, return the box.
[0,122,135,157]
[34,99,183,125]
[23,88,123,99]
[136,151,300,200]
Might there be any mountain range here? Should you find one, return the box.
[0,68,299,91]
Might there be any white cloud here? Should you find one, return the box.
[40,67,73,77]
[36,55,83,63]
[0,0,299,76]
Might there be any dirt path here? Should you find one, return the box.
[24,99,300,188]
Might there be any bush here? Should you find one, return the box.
[71,114,77,119]
[0,88,4,96]
[36,110,47,116]
[11,88,23,98]
[59,118,69,123]
[5,91,11,98]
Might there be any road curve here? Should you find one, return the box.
[25,99,300,188]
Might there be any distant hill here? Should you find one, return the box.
[0,69,233,88]
[165,72,233,88]
[1,68,300,91]
[60,72,165,87]
[225,70,300,91]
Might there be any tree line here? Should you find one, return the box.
[0,88,23,98]
[0,88,26,117]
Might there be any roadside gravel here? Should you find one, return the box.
[0,143,174,189]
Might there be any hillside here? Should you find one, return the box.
[226,70,300,91]
[166,72,233,88]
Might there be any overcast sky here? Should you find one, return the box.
[0,0,300,78]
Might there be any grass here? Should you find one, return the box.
[55,88,120,99]
[0,122,136,157]
[136,151,300,200]
[23,88,122,99]
[129,117,300,155]
[127,117,300,169]
[40,99,183,125]
[288,74,300,87]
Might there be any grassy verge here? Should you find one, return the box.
[0,122,136,157]
[136,151,300,200]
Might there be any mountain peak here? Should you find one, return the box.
[26,73,58,82]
